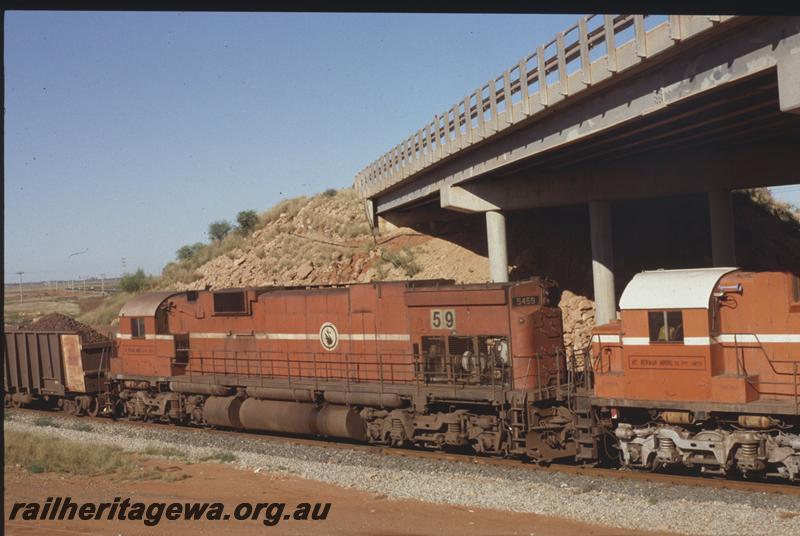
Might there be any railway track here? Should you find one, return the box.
[9,407,800,496]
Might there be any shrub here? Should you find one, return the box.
[119,268,150,293]
[323,188,338,197]
[382,248,422,278]
[259,197,310,227]
[208,220,232,242]
[236,210,259,235]
[176,242,205,262]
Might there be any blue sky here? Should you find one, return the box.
[5,12,799,284]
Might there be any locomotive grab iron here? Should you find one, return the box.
[5,269,800,481]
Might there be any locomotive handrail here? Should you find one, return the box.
[728,333,800,407]
[179,347,511,390]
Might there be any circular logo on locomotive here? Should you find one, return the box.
[319,322,339,351]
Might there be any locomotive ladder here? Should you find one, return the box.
[574,386,600,463]
[507,394,527,454]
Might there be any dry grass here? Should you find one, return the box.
[197,451,237,463]
[33,417,60,428]
[141,445,190,459]
[76,292,132,326]
[4,429,188,481]
[381,247,422,277]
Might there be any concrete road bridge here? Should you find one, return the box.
[354,14,800,324]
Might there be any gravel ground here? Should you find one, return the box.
[5,411,800,536]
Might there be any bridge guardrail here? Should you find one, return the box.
[354,14,735,201]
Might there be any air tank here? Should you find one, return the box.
[203,396,244,428]
[238,399,366,440]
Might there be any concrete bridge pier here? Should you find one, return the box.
[440,184,509,283]
[486,210,509,283]
[708,190,736,267]
[589,201,616,326]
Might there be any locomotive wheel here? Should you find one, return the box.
[87,397,100,417]
[64,400,78,415]
[112,399,126,420]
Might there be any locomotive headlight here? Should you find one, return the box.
[461,351,474,372]
[497,340,509,365]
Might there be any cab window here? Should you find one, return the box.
[648,311,683,343]
[213,291,247,314]
[131,317,146,339]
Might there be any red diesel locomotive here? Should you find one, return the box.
[111,278,568,457]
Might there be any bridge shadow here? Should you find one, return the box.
[403,190,800,300]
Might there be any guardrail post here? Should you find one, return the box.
[669,15,683,41]
[463,95,474,143]
[557,32,568,96]
[518,59,530,116]
[477,87,487,139]
[537,46,548,107]
[489,81,499,133]
[503,70,514,123]
[579,17,591,86]
[604,15,618,73]
[634,15,647,58]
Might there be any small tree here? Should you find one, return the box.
[208,220,232,242]
[119,268,149,293]
[236,210,259,235]
[176,242,205,262]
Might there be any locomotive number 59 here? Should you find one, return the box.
[430,309,456,330]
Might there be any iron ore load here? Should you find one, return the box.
[4,270,800,482]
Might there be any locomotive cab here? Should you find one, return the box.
[113,292,183,377]
[591,268,800,479]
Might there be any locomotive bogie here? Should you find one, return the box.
[614,420,800,480]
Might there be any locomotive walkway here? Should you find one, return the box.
[354,15,800,324]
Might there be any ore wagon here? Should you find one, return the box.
[3,328,114,415]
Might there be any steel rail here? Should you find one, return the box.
[10,407,799,496]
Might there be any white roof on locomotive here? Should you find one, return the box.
[618,267,738,310]
[118,291,184,317]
